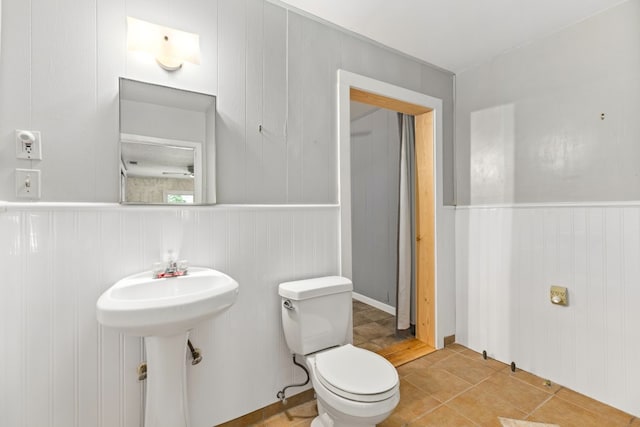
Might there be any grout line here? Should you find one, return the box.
[524,392,557,419]
[449,405,482,426]
[419,363,536,424]
[406,399,481,426]
[407,373,489,426]
[551,388,633,422]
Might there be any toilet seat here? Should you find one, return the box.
[315,344,398,402]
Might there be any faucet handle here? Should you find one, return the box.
[152,252,187,278]
[177,259,189,275]
[152,261,164,278]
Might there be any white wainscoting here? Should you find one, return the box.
[456,204,640,417]
[0,204,339,427]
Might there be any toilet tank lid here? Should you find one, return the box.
[279,276,353,300]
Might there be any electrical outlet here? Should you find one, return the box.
[15,169,41,200]
[550,286,568,306]
[15,130,42,160]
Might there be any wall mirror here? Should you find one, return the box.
[119,78,216,205]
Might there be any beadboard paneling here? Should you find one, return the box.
[0,205,339,427]
[456,205,640,417]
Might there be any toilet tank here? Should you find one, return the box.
[279,276,353,355]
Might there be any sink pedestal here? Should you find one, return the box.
[96,267,239,427]
[144,333,190,427]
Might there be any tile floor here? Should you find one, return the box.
[352,299,414,351]
[257,343,638,426]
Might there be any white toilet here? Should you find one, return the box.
[279,276,400,427]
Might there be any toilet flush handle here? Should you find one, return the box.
[283,299,295,310]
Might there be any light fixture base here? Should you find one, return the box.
[156,57,183,71]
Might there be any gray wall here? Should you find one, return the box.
[0,0,219,203]
[0,0,455,204]
[351,106,400,306]
[455,0,640,205]
[216,1,456,204]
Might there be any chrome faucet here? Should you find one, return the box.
[153,252,188,279]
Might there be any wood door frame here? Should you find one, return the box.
[337,70,443,348]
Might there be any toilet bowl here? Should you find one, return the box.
[305,344,399,427]
[279,276,400,426]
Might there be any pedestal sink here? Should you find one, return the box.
[96,267,239,427]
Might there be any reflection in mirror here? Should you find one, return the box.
[349,99,405,339]
[119,78,216,205]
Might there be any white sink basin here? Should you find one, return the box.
[97,267,239,427]
[97,267,239,336]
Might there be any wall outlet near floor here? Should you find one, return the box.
[550,286,568,306]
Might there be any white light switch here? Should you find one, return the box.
[15,169,41,199]
[15,130,42,160]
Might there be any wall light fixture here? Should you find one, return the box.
[127,17,201,71]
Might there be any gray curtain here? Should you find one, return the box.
[396,113,416,330]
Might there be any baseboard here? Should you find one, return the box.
[217,388,315,426]
[352,292,395,315]
[444,334,456,346]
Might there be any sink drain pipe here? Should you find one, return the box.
[276,355,310,404]
[136,339,203,382]
[187,340,202,365]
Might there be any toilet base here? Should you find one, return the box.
[311,401,336,427]
[310,412,380,427]
[310,395,393,427]
[310,413,333,427]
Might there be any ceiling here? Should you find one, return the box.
[121,141,195,178]
[276,0,627,73]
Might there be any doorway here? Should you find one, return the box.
[337,71,442,362]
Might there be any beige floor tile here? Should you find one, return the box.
[352,331,368,345]
[377,316,397,330]
[446,343,468,352]
[352,300,371,313]
[356,341,383,352]
[527,395,622,427]
[396,356,434,378]
[371,334,408,348]
[352,310,373,327]
[351,301,415,358]
[475,372,553,414]
[362,308,393,322]
[554,388,634,425]
[448,385,527,427]
[420,347,457,364]
[431,353,496,385]
[405,366,473,403]
[353,321,393,340]
[409,405,477,426]
[379,380,442,426]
